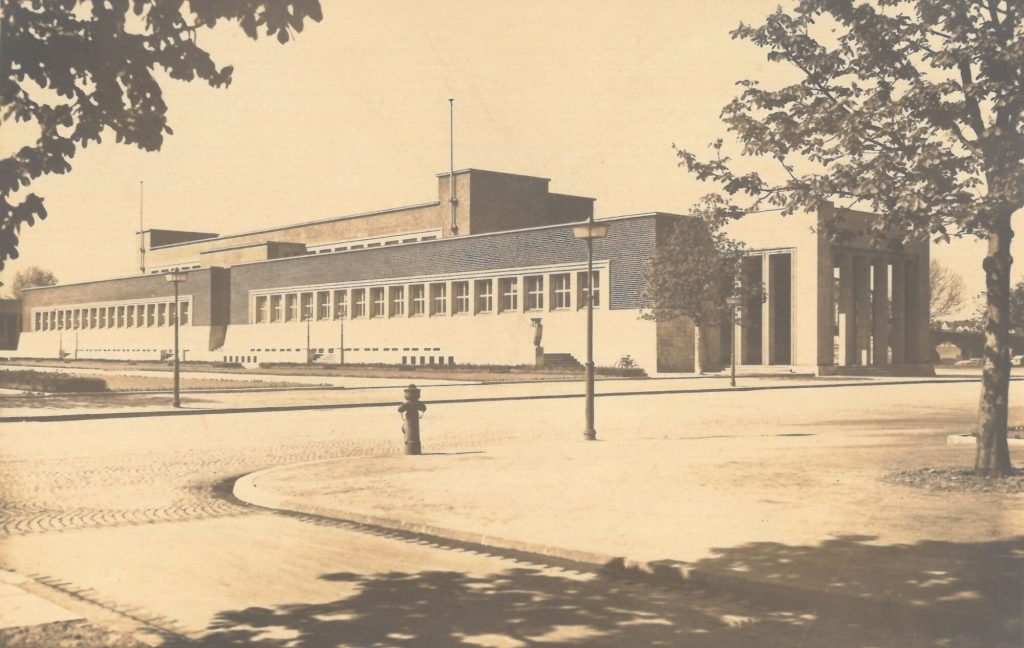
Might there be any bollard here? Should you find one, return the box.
[398,384,427,455]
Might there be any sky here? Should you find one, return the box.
[1,0,1017,316]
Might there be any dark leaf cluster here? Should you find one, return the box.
[0,0,323,268]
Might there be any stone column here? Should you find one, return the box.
[872,259,890,365]
[853,255,872,365]
[908,255,932,363]
[890,258,906,363]
[836,254,855,366]
[762,253,773,366]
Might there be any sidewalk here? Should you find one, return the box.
[234,382,1024,640]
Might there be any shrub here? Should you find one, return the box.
[0,369,108,393]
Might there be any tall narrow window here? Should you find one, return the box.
[453,281,470,314]
[317,291,330,320]
[300,292,313,321]
[499,278,518,312]
[552,273,571,309]
[578,271,600,308]
[430,283,447,315]
[99,308,107,328]
[158,303,167,327]
[525,275,544,310]
[270,295,282,322]
[75,309,83,329]
[180,301,190,326]
[286,294,298,322]
[410,285,426,315]
[475,279,493,313]
[352,289,366,318]
[370,287,385,318]
[333,290,348,319]
[255,296,268,323]
[390,286,405,316]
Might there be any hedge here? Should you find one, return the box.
[0,370,109,393]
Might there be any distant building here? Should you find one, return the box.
[10,169,931,374]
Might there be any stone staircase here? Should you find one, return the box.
[540,352,584,371]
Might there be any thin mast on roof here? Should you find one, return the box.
[449,98,459,235]
[139,180,145,274]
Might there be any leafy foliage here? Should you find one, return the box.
[0,0,323,268]
[677,0,1023,242]
[8,265,57,299]
[642,214,759,328]
[929,260,966,322]
[677,0,1022,476]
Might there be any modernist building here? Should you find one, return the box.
[9,169,931,374]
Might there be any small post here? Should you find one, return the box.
[398,384,426,455]
[727,295,742,388]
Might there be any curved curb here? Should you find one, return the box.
[231,460,988,635]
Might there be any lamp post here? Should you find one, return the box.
[726,295,742,388]
[305,302,312,364]
[166,271,188,407]
[572,216,610,441]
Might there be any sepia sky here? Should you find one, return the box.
[1,0,1017,314]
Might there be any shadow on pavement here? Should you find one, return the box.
[175,536,1021,646]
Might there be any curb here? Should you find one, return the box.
[0,376,992,424]
[232,461,989,635]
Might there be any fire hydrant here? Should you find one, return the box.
[398,384,426,455]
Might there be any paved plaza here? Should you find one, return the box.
[0,374,1021,646]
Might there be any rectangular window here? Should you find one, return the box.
[410,284,426,315]
[255,296,268,323]
[116,306,125,328]
[475,279,493,313]
[157,303,167,327]
[56,311,63,330]
[180,301,190,326]
[525,275,544,310]
[74,309,82,329]
[286,294,298,322]
[109,307,116,328]
[430,283,447,315]
[333,290,348,319]
[389,286,405,317]
[453,281,470,314]
[552,273,571,309]
[34,312,41,331]
[317,291,330,320]
[147,304,156,327]
[578,271,601,308]
[370,287,385,318]
[352,289,366,318]
[99,308,107,329]
[300,292,313,321]
[270,295,282,322]
[499,278,518,312]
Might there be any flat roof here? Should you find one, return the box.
[149,201,441,251]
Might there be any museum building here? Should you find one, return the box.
[9,168,932,374]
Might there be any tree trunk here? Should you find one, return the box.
[694,323,703,374]
[976,210,1014,477]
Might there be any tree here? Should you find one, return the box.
[8,265,57,300]
[0,1,323,267]
[677,0,1022,477]
[930,260,966,323]
[642,212,757,374]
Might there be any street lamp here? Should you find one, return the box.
[726,295,742,388]
[166,271,188,407]
[572,216,610,441]
[305,302,312,364]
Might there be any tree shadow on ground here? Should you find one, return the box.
[175,535,1020,647]
[639,534,1023,646]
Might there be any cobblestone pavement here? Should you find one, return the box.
[0,405,531,536]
